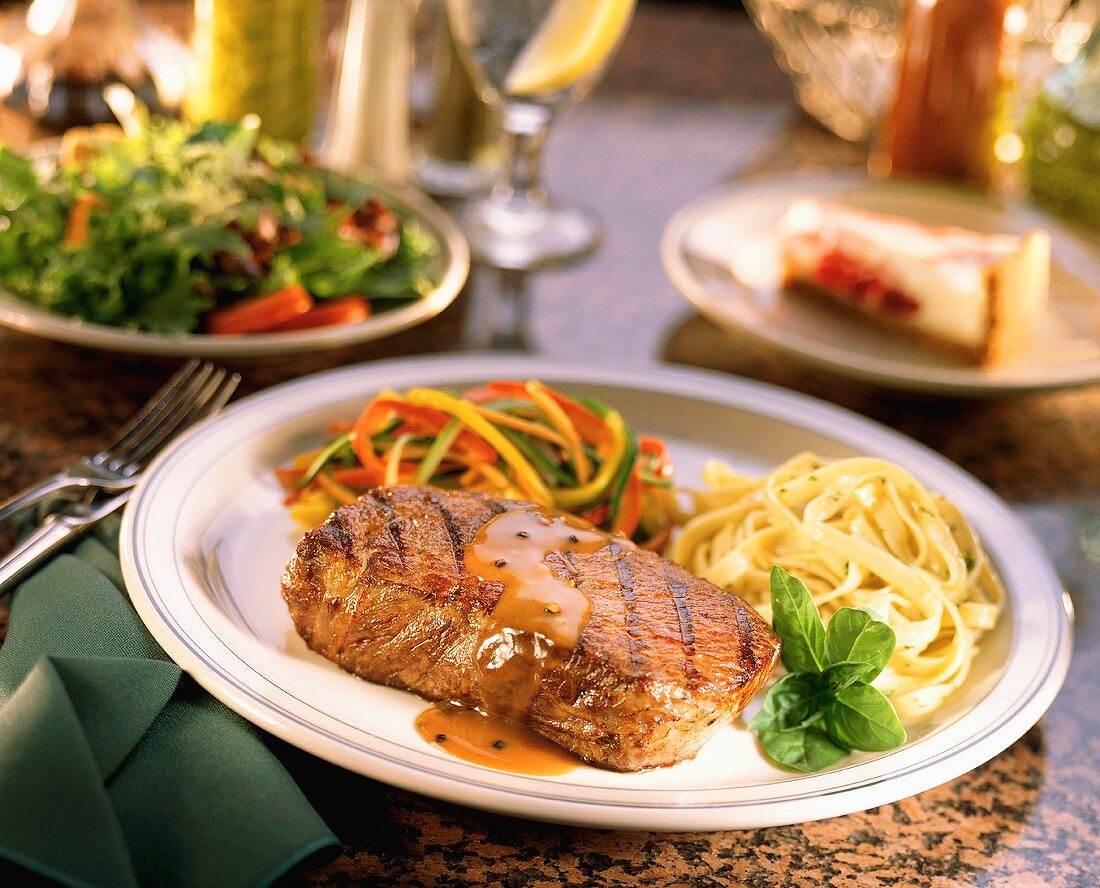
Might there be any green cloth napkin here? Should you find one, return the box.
[0,526,338,888]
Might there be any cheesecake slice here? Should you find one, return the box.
[777,199,1051,366]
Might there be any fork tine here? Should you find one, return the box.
[122,370,239,472]
[0,362,235,528]
[177,373,241,438]
[205,372,241,417]
[109,368,237,474]
[101,362,215,470]
[107,367,225,473]
[93,359,207,465]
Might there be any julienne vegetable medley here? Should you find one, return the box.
[0,116,439,335]
[277,380,678,548]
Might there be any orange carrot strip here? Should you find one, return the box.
[269,297,371,332]
[63,193,101,247]
[205,285,313,335]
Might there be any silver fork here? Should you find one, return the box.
[0,360,234,523]
[0,363,239,592]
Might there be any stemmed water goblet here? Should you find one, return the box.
[445,0,637,269]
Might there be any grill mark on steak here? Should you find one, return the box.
[664,566,701,682]
[484,498,508,516]
[366,488,394,514]
[426,489,465,569]
[611,543,646,671]
[367,489,406,566]
[735,607,758,681]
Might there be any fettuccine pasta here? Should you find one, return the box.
[670,453,1003,721]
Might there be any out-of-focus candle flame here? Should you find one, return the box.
[104,83,140,134]
[136,24,191,109]
[994,133,1024,164]
[0,45,22,97]
[778,199,823,236]
[1003,5,1026,38]
[26,0,75,38]
[151,61,187,108]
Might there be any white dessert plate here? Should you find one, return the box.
[661,171,1100,395]
[120,355,1071,830]
[0,157,469,357]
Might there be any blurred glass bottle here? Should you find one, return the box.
[410,0,501,197]
[876,0,1028,189]
[1023,27,1100,229]
[320,0,415,181]
[186,0,322,143]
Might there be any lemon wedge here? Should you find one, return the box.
[504,0,635,97]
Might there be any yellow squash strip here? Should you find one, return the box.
[475,462,524,499]
[315,472,358,505]
[388,444,441,460]
[290,488,340,528]
[405,388,552,504]
[472,404,569,448]
[554,410,626,509]
[524,380,592,484]
[385,433,415,486]
[292,449,323,470]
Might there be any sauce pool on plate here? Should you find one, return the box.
[415,702,579,776]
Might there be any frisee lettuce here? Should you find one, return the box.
[0,118,439,334]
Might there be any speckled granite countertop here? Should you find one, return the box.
[1,3,1097,885]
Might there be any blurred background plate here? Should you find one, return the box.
[662,170,1100,396]
[0,155,470,358]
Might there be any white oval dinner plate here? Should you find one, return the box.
[661,171,1100,396]
[120,355,1071,830]
[0,180,469,358]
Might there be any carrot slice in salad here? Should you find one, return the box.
[205,285,313,335]
[270,296,371,331]
[63,193,102,247]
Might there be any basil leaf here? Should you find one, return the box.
[823,607,895,681]
[823,682,907,752]
[756,725,849,773]
[770,566,826,674]
[749,673,823,736]
[822,661,871,693]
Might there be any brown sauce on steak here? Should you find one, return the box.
[415,702,578,775]
[466,508,623,721]
[416,507,627,775]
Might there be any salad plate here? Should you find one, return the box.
[119,355,1071,830]
[661,171,1100,396]
[0,137,469,358]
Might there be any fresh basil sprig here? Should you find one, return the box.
[749,566,906,772]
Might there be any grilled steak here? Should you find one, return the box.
[281,485,780,771]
